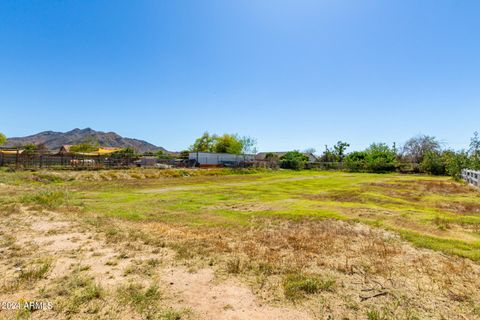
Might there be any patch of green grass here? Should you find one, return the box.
[283,273,335,300]
[399,230,480,261]
[54,271,104,314]
[21,189,69,209]
[117,283,161,313]
[19,258,52,284]
[366,309,389,320]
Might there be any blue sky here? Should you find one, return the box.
[0,0,479,152]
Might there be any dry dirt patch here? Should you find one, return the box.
[164,267,311,320]
[0,207,315,320]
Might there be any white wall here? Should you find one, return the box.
[189,152,255,165]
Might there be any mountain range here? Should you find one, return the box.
[3,128,167,154]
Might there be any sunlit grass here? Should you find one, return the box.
[2,168,480,260]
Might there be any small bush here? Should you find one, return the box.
[280,151,309,170]
[421,151,446,175]
[226,257,242,274]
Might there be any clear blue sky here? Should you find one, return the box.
[1,0,479,152]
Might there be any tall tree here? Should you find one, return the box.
[402,135,441,163]
[190,132,256,155]
[213,134,243,154]
[469,131,480,169]
[240,136,257,154]
[333,141,350,161]
[190,132,217,152]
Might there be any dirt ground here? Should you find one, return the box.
[0,206,311,320]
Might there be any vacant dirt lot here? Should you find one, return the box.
[1,169,480,319]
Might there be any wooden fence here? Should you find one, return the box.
[461,169,480,187]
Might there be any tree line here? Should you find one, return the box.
[1,130,480,178]
[306,133,480,178]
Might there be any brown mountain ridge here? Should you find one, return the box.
[4,128,167,154]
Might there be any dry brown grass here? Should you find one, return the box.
[104,215,480,319]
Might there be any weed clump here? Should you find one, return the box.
[19,259,52,284]
[283,273,335,300]
[117,283,161,313]
[22,189,69,209]
[54,271,104,314]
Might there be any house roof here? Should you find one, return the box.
[59,145,72,152]
[57,145,122,156]
[0,149,24,155]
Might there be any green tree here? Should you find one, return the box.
[110,147,137,159]
[190,132,252,155]
[343,151,368,172]
[443,150,470,179]
[69,141,99,153]
[190,132,217,152]
[280,151,309,170]
[0,132,6,146]
[420,151,446,175]
[469,132,480,170]
[22,144,37,155]
[402,135,441,163]
[156,150,172,160]
[240,136,257,154]
[364,143,397,173]
[333,141,350,161]
[213,134,244,154]
[320,145,336,162]
[320,142,349,162]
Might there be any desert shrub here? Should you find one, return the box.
[226,257,242,274]
[280,151,308,170]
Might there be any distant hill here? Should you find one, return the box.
[4,128,167,154]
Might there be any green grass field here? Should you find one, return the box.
[5,168,480,260]
[76,170,480,260]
